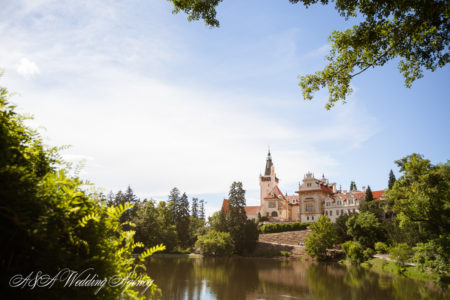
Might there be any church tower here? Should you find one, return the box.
[259,150,279,206]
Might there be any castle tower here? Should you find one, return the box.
[259,150,279,206]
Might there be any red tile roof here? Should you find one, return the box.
[221,199,260,216]
[245,206,260,215]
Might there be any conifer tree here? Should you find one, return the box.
[199,199,205,220]
[168,187,181,223]
[176,192,191,247]
[191,197,199,218]
[124,185,138,204]
[226,181,248,254]
[388,170,396,189]
[365,186,374,202]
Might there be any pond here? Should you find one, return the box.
[146,256,446,300]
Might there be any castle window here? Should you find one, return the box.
[312,216,314,220]
[307,183,312,187]
[305,203,314,212]
[271,211,278,217]
[268,201,276,208]
[341,209,344,215]
[307,216,309,220]
[325,210,328,215]
[336,210,339,216]
[330,210,332,216]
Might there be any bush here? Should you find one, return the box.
[195,230,233,256]
[259,222,309,234]
[305,216,336,260]
[390,243,413,273]
[375,242,389,254]
[342,241,365,265]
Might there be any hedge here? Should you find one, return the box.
[259,222,309,234]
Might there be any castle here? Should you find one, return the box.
[222,151,384,223]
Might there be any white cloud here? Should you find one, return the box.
[16,58,40,78]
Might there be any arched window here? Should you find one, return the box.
[271,211,278,217]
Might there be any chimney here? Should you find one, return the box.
[332,183,337,193]
[362,186,366,192]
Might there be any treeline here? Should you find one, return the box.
[0,87,163,299]
[305,154,449,282]
[104,187,206,253]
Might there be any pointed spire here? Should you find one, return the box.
[264,149,273,176]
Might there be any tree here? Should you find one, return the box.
[387,154,449,240]
[0,86,163,299]
[169,0,449,109]
[195,230,233,256]
[176,192,191,247]
[341,241,373,265]
[168,187,181,222]
[386,154,450,275]
[191,197,199,218]
[346,211,384,249]
[334,213,353,244]
[305,215,336,260]
[209,210,228,233]
[349,181,357,191]
[199,198,206,220]
[388,169,396,189]
[226,181,248,254]
[390,243,413,274]
[365,185,373,202]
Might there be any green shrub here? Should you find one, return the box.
[259,222,309,234]
[375,242,389,254]
[342,241,365,265]
[390,243,413,273]
[305,216,336,260]
[195,230,233,256]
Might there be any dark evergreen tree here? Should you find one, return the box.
[365,186,374,202]
[113,190,127,206]
[124,185,138,204]
[107,191,115,206]
[176,192,191,247]
[168,187,181,223]
[199,199,205,220]
[388,170,396,189]
[226,181,248,254]
[349,181,357,191]
[191,197,199,218]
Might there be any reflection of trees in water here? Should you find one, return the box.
[148,257,447,300]
[306,263,446,300]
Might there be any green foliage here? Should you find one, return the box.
[349,181,357,191]
[0,87,164,298]
[259,222,309,234]
[413,238,450,280]
[169,0,449,109]
[242,219,259,253]
[346,211,384,249]
[388,169,396,190]
[390,243,413,273]
[375,242,389,254]
[334,213,353,244]
[359,199,386,222]
[195,230,233,256]
[209,210,228,232]
[387,153,450,241]
[226,181,249,254]
[342,241,365,265]
[305,215,336,260]
[133,200,180,252]
[191,197,199,218]
[365,186,373,202]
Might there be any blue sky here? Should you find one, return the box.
[1,0,449,216]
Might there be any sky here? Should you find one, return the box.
[1,0,449,217]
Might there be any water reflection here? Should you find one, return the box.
[146,257,446,300]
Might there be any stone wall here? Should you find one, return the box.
[256,230,312,258]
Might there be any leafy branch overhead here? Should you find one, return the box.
[169,0,449,109]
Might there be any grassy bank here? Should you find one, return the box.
[361,258,439,282]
